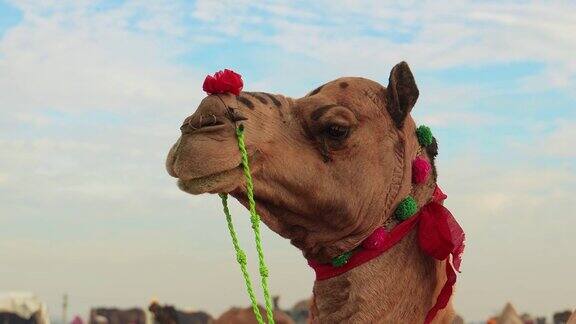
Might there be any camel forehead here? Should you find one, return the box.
[300,76,387,117]
[306,76,383,96]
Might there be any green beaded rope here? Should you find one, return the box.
[219,193,265,324]
[219,125,274,324]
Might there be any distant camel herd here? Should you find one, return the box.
[88,298,309,324]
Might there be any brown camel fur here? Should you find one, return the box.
[166,62,455,323]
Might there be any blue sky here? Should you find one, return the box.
[0,0,574,322]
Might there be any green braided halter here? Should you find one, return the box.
[219,125,275,324]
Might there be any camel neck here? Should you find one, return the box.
[307,204,424,280]
[307,175,438,271]
[308,187,463,324]
[310,229,441,323]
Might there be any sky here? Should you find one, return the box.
[0,0,574,322]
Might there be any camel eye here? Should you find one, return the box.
[325,125,349,140]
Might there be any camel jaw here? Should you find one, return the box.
[177,166,244,195]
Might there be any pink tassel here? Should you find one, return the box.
[412,156,431,184]
[362,227,388,250]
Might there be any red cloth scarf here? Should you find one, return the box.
[307,187,464,324]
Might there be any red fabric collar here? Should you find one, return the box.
[307,187,464,324]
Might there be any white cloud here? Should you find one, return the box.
[190,0,576,90]
[0,1,202,114]
[541,121,576,158]
[12,112,55,126]
[439,153,576,319]
[420,110,498,127]
[509,119,576,159]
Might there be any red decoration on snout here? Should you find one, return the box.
[202,69,244,96]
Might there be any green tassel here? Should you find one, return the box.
[331,251,353,267]
[395,196,418,221]
[416,125,433,147]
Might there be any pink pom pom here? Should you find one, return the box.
[362,227,388,250]
[412,156,431,184]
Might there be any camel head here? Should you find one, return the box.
[166,62,436,263]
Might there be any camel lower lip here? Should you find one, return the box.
[177,166,242,194]
[184,168,236,182]
[175,152,258,195]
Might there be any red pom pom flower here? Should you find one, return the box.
[361,227,388,250]
[202,69,244,96]
[412,156,431,184]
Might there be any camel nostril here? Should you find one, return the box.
[198,114,224,128]
[180,114,226,134]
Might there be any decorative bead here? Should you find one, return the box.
[331,251,353,267]
[395,196,418,221]
[362,227,388,250]
[416,125,434,147]
[412,156,431,184]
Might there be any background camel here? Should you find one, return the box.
[88,307,146,324]
[568,310,576,324]
[148,297,301,324]
[214,304,293,324]
[148,301,213,324]
[166,62,458,323]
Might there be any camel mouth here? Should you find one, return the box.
[177,166,243,195]
[175,150,260,195]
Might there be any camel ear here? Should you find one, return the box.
[386,61,419,128]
